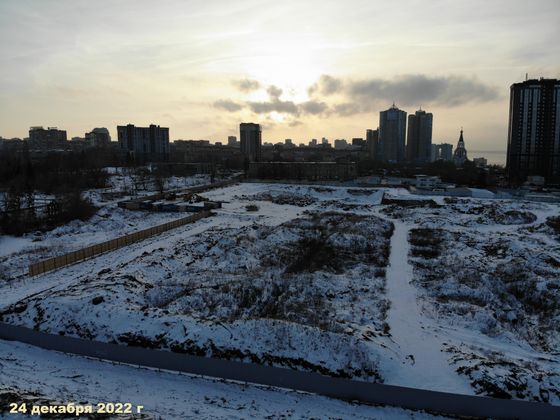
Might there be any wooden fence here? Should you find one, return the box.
[28,210,212,276]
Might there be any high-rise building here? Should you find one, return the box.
[506,78,560,183]
[240,123,262,162]
[85,127,111,148]
[366,129,379,160]
[117,124,169,160]
[379,104,407,162]
[407,109,433,163]
[453,129,468,167]
[28,126,67,150]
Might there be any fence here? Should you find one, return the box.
[0,322,557,419]
[28,210,212,276]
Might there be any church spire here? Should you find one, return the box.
[454,127,468,167]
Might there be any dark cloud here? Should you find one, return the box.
[308,74,343,96]
[266,85,283,100]
[347,74,499,107]
[213,99,243,112]
[248,98,328,116]
[216,73,498,120]
[332,102,363,117]
[248,99,299,115]
[232,78,261,92]
[300,100,329,115]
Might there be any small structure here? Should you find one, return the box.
[525,176,545,187]
[415,175,441,190]
[473,157,487,168]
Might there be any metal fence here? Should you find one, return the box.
[28,210,212,276]
[0,322,558,419]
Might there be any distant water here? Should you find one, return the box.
[469,150,506,166]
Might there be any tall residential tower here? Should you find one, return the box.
[506,78,560,183]
[406,109,433,163]
[379,104,407,162]
[240,123,262,162]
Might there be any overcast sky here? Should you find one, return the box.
[1,0,559,157]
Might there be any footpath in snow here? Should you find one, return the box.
[381,221,471,395]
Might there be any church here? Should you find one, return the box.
[453,129,468,167]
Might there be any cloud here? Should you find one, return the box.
[248,98,329,117]
[266,85,283,100]
[232,78,261,92]
[300,100,329,115]
[308,74,343,96]
[248,99,299,115]
[213,99,243,112]
[215,73,499,120]
[332,102,363,116]
[346,74,499,107]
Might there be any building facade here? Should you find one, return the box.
[366,129,379,160]
[227,136,239,147]
[117,124,169,161]
[248,162,357,181]
[506,78,560,183]
[85,127,111,148]
[431,143,453,162]
[240,123,262,162]
[28,126,67,150]
[406,109,433,163]
[379,104,407,162]
[473,157,488,168]
[334,139,348,149]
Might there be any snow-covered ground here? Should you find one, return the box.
[0,207,191,280]
[380,191,560,403]
[0,340,445,419]
[381,221,471,395]
[1,182,559,413]
[1,184,393,381]
[0,172,234,280]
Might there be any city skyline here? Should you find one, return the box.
[1,0,559,155]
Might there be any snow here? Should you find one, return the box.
[468,188,495,199]
[0,237,30,258]
[1,182,560,408]
[0,340,446,419]
[381,221,471,394]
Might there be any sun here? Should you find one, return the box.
[240,35,325,102]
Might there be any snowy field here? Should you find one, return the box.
[1,181,559,416]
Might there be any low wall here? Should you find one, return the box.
[0,322,557,419]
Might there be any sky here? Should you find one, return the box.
[1,0,559,160]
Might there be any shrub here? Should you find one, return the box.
[246,204,259,212]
